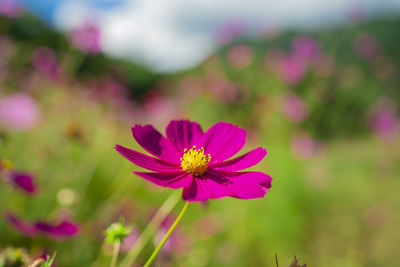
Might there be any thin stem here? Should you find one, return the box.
[143,201,189,267]
[119,191,181,267]
[275,253,279,267]
[110,239,120,267]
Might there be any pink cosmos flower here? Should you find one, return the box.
[227,44,254,68]
[0,93,40,131]
[282,94,309,123]
[69,22,101,54]
[0,0,24,18]
[115,120,272,202]
[31,47,62,82]
[214,19,247,45]
[5,213,79,239]
[281,56,306,85]
[9,172,36,194]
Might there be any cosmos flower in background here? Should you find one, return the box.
[368,98,399,142]
[291,132,321,160]
[0,0,24,18]
[0,160,37,194]
[282,94,309,123]
[227,44,254,68]
[214,19,247,45]
[353,33,381,61]
[68,22,102,54]
[8,172,36,194]
[0,93,40,131]
[291,36,321,62]
[115,120,272,202]
[31,47,63,82]
[281,56,306,85]
[5,213,79,239]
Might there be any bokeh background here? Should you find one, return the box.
[1,0,400,266]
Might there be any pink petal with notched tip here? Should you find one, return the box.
[132,124,182,164]
[165,120,203,154]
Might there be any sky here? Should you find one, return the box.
[17,0,400,72]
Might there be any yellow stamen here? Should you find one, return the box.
[180,146,211,176]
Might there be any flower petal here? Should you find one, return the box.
[134,171,192,189]
[210,147,267,172]
[166,120,203,153]
[182,171,272,201]
[200,122,246,163]
[132,124,181,164]
[115,145,181,172]
[35,221,79,237]
[5,212,38,237]
[10,172,36,194]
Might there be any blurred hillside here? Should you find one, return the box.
[1,13,399,140]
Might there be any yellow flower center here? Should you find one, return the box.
[180,146,211,176]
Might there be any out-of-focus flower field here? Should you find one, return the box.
[1,8,400,267]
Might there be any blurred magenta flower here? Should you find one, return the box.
[214,19,246,45]
[292,36,321,61]
[281,56,306,85]
[69,22,101,54]
[32,47,62,82]
[291,133,321,159]
[282,94,309,123]
[0,160,36,194]
[353,33,381,61]
[115,120,272,202]
[6,213,79,239]
[368,99,399,141]
[0,0,23,18]
[227,44,254,68]
[0,93,40,131]
[9,172,36,194]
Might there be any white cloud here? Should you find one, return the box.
[54,0,400,72]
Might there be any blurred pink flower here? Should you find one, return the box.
[0,0,24,18]
[227,44,254,68]
[282,94,309,123]
[5,212,79,239]
[0,93,40,131]
[291,133,321,159]
[368,99,399,141]
[119,228,140,253]
[9,172,36,194]
[205,71,242,103]
[69,22,101,54]
[347,2,367,21]
[353,33,381,61]
[32,47,62,82]
[214,19,246,45]
[281,56,306,85]
[292,36,321,61]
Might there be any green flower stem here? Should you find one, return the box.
[143,201,189,267]
[110,240,120,267]
[120,191,181,267]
